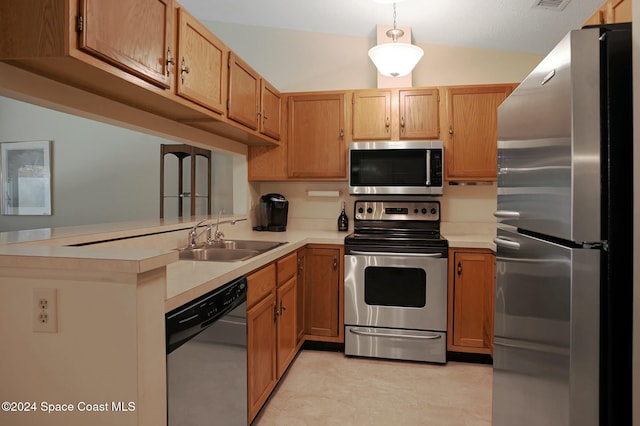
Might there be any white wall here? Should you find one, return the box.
[0,98,238,232]
[204,21,543,92]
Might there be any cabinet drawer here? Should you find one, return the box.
[276,252,297,287]
[247,263,276,308]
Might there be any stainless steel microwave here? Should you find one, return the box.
[349,141,444,195]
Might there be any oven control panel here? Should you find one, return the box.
[353,201,440,221]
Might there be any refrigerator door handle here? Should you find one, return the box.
[494,210,520,219]
[494,237,521,250]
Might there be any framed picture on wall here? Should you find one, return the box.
[1,140,52,216]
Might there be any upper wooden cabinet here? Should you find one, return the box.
[443,84,514,181]
[583,0,631,25]
[287,92,347,179]
[228,52,261,130]
[175,7,227,115]
[228,52,282,140]
[610,0,632,22]
[352,90,392,140]
[78,0,173,89]
[399,89,440,139]
[352,88,439,141]
[0,0,281,147]
[260,80,283,140]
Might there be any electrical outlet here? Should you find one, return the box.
[33,288,57,333]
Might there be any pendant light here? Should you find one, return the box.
[368,2,424,77]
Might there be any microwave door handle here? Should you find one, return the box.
[425,150,431,186]
[350,250,442,258]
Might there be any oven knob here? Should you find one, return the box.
[367,208,373,214]
[431,208,437,215]
[358,207,364,214]
[414,208,419,214]
[421,208,427,214]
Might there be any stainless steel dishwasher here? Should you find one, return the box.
[166,276,247,426]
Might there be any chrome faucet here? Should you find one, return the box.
[207,210,226,245]
[187,211,248,248]
[188,218,209,248]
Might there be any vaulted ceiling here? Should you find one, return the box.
[180,0,605,55]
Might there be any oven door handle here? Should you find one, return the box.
[349,250,442,258]
[349,328,442,340]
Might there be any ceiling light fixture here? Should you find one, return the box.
[368,2,424,77]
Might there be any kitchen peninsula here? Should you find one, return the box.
[0,216,494,426]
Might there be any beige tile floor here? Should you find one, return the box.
[254,350,493,426]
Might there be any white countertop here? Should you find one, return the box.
[0,218,496,312]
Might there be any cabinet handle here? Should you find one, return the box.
[449,125,453,135]
[281,303,287,313]
[457,261,462,276]
[385,117,390,132]
[333,257,338,270]
[339,129,344,139]
[180,58,190,84]
[274,301,280,319]
[166,48,174,77]
[400,116,405,131]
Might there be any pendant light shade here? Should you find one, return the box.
[369,2,423,78]
[368,42,424,77]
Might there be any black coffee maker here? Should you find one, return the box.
[254,193,289,232]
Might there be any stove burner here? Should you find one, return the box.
[345,200,448,256]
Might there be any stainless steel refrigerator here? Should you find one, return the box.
[493,24,632,426]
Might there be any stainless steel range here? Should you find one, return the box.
[344,200,448,363]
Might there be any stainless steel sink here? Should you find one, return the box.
[178,240,286,262]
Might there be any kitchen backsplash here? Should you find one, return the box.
[250,181,497,226]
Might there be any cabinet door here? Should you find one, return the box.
[276,276,297,378]
[611,0,631,22]
[448,250,495,354]
[304,247,340,338]
[399,88,439,139]
[78,0,173,88]
[583,5,606,25]
[445,85,513,180]
[175,7,227,114]
[352,90,392,140]
[260,80,282,140]
[296,249,306,343]
[228,52,260,130]
[247,292,276,423]
[288,93,347,179]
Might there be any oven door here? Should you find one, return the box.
[344,251,447,331]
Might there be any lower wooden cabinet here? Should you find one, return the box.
[246,252,301,422]
[275,253,298,378]
[296,249,306,343]
[447,248,495,355]
[246,245,344,420]
[304,245,344,342]
[247,264,277,422]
